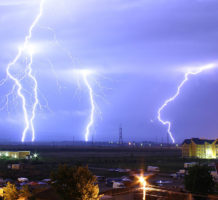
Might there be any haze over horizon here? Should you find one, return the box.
[0,0,218,143]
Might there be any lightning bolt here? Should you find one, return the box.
[1,1,104,142]
[4,0,45,142]
[82,70,95,142]
[36,26,107,142]
[41,26,103,142]
[157,63,217,143]
[25,52,39,142]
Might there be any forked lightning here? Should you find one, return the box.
[157,63,217,143]
[4,0,44,142]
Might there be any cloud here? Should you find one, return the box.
[1,0,218,141]
[0,115,22,125]
[0,0,32,6]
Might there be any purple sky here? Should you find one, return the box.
[0,0,218,143]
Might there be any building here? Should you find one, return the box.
[0,151,30,159]
[8,163,24,170]
[182,138,218,159]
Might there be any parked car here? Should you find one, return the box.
[113,181,125,189]
[106,178,122,187]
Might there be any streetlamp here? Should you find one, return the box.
[138,176,147,200]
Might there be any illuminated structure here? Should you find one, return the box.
[0,151,30,159]
[182,138,218,159]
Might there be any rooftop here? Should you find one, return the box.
[182,138,217,145]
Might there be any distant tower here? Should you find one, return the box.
[119,125,123,145]
[92,135,94,145]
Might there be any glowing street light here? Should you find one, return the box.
[138,176,147,200]
[33,153,38,158]
[139,176,147,187]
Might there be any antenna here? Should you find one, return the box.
[119,124,123,145]
[167,133,169,145]
[92,134,94,145]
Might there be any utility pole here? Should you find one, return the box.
[92,135,94,145]
[119,124,123,145]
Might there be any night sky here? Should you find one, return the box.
[0,0,218,142]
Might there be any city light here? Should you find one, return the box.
[139,176,147,187]
[138,176,147,200]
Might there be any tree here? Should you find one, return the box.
[185,165,215,195]
[19,185,32,200]
[3,182,19,200]
[51,165,100,200]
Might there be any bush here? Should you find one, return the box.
[3,183,32,200]
[3,182,19,200]
[185,165,215,194]
[51,165,101,200]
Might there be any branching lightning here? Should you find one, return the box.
[26,52,39,142]
[1,2,107,142]
[2,0,45,142]
[82,70,95,142]
[42,26,104,142]
[157,63,217,143]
